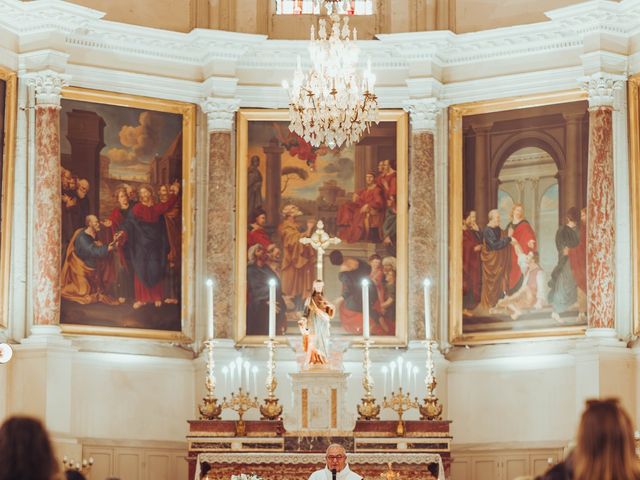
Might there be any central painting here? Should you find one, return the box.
[236,110,408,346]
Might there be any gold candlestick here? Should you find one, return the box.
[260,338,283,420]
[222,387,259,436]
[198,339,222,420]
[383,388,418,436]
[357,339,380,420]
[419,340,443,421]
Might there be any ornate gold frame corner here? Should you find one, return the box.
[235,109,409,346]
[448,90,589,345]
[0,67,17,330]
[59,87,196,341]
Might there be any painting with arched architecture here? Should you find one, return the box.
[57,88,195,339]
[237,109,408,346]
[449,92,590,343]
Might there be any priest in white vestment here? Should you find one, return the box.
[308,444,362,480]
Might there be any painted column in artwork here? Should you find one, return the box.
[404,98,440,340]
[583,74,623,331]
[201,97,241,338]
[29,71,67,327]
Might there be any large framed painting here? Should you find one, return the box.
[629,75,640,335]
[59,88,195,340]
[449,91,590,344]
[236,109,408,346]
[0,67,16,329]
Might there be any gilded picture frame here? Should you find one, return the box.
[58,87,196,341]
[0,67,17,329]
[628,75,640,336]
[449,91,590,345]
[236,109,408,346]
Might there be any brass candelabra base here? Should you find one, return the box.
[199,395,223,420]
[260,396,283,420]
[419,395,443,421]
[357,396,381,420]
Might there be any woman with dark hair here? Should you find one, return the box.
[64,471,87,480]
[200,461,212,480]
[572,398,640,480]
[0,416,58,480]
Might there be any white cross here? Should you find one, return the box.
[299,220,341,281]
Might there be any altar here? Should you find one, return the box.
[193,452,445,480]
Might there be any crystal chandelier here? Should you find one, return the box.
[284,0,379,149]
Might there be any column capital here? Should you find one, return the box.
[23,70,69,108]
[403,98,443,133]
[201,97,241,133]
[580,72,625,109]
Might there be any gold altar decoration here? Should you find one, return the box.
[419,341,443,421]
[199,339,222,420]
[223,388,259,436]
[260,339,283,420]
[379,462,401,480]
[383,388,418,436]
[357,339,380,420]
[62,456,94,476]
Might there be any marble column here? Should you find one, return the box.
[583,74,623,331]
[201,97,241,338]
[404,99,440,340]
[27,72,66,328]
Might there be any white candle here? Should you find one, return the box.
[423,278,432,340]
[268,278,277,339]
[397,356,404,388]
[222,366,228,392]
[381,365,388,397]
[413,366,419,393]
[235,357,243,390]
[229,362,236,389]
[244,361,251,391]
[390,361,396,392]
[406,361,413,390]
[252,366,258,394]
[361,278,370,339]
[206,279,214,339]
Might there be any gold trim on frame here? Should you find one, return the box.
[59,87,196,341]
[235,109,409,346]
[449,90,589,345]
[0,67,17,330]
[629,75,640,336]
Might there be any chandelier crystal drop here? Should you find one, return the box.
[285,3,379,149]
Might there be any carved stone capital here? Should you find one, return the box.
[403,98,442,133]
[201,97,241,132]
[581,73,625,109]
[24,71,69,108]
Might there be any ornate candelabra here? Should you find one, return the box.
[260,338,283,420]
[222,388,259,436]
[63,456,94,477]
[382,388,418,436]
[357,339,380,420]
[419,340,443,421]
[198,339,222,420]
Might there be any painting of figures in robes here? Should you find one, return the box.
[0,68,16,329]
[58,88,195,339]
[236,109,408,346]
[449,92,590,344]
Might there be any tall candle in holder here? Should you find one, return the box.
[361,278,370,340]
[423,278,432,340]
[206,279,214,339]
[268,278,276,339]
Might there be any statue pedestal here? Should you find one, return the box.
[288,370,352,433]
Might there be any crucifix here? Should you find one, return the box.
[299,220,341,281]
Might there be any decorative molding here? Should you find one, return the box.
[403,98,442,132]
[23,70,69,107]
[581,72,625,109]
[201,97,241,132]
